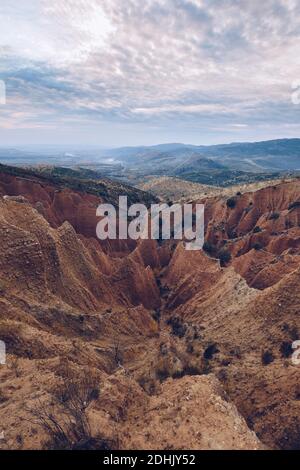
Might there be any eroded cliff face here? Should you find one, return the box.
[0,173,300,450]
[203,180,300,289]
[0,169,147,255]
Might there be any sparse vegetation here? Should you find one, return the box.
[281,323,299,341]
[28,370,112,450]
[159,284,170,299]
[159,343,168,356]
[218,248,231,266]
[152,309,161,323]
[0,280,6,294]
[269,211,280,220]
[262,351,274,365]
[174,365,202,378]
[228,229,237,239]
[280,341,293,358]
[203,240,215,254]
[112,340,123,366]
[226,197,237,209]
[10,356,21,377]
[156,366,170,382]
[166,316,187,338]
[288,201,300,211]
[0,163,158,208]
[253,242,263,251]
[0,389,8,405]
[203,343,219,360]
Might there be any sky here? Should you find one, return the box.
[0,0,299,147]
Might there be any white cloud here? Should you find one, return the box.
[0,0,114,64]
[0,0,299,144]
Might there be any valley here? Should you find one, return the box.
[0,164,299,449]
[2,139,300,188]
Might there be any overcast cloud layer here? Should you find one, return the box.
[0,0,299,145]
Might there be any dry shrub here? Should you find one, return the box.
[28,369,114,450]
[10,355,21,377]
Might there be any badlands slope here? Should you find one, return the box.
[0,168,299,449]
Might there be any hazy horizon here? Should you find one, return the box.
[0,135,300,151]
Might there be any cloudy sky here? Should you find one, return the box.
[0,0,299,146]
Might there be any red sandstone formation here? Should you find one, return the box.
[0,170,300,450]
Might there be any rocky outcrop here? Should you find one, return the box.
[201,180,300,288]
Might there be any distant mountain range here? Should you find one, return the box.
[1,138,300,187]
[1,138,300,172]
[105,138,300,173]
